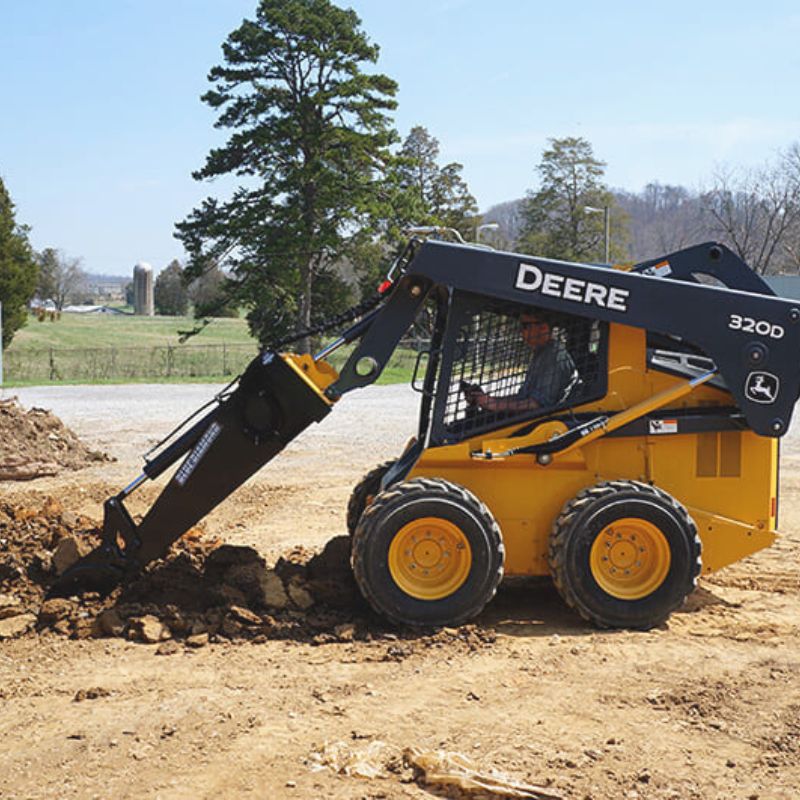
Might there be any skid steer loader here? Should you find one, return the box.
[52,235,800,630]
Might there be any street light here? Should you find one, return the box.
[476,222,499,243]
[585,205,610,264]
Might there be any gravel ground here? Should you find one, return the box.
[4,382,419,470]
[2,383,800,799]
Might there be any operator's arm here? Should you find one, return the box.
[470,391,541,413]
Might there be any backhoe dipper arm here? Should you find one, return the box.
[50,350,335,596]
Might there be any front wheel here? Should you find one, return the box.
[352,478,504,627]
[548,480,701,630]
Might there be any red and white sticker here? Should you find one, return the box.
[649,419,678,435]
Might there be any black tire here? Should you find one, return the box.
[352,478,504,627]
[346,460,395,535]
[548,480,701,630]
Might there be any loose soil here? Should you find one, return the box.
[0,397,108,480]
[1,385,799,799]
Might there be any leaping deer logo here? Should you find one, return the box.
[745,372,779,405]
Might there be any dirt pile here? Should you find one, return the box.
[0,498,497,652]
[0,397,109,480]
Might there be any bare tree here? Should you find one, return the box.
[482,198,525,250]
[780,144,800,271]
[37,248,89,309]
[701,155,800,275]
[616,183,708,261]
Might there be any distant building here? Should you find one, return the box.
[61,304,127,315]
[133,262,154,316]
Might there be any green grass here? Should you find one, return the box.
[9,312,254,350]
[3,313,415,386]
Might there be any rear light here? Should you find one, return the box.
[771,496,777,518]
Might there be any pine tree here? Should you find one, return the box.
[0,177,38,347]
[175,0,398,350]
[397,126,477,238]
[520,137,625,262]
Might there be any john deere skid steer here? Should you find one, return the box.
[52,235,800,630]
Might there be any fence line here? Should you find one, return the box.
[5,344,258,383]
[5,338,428,384]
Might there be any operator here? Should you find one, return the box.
[465,310,577,413]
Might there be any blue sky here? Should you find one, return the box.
[2,0,799,275]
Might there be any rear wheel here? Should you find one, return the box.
[549,480,701,629]
[352,478,504,627]
[346,460,395,535]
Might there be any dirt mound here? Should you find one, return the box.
[0,397,109,480]
[0,499,498,652]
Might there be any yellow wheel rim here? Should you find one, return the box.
[589,517,671,600]
[388,517,472,600]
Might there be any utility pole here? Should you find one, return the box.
[585,206,610,263]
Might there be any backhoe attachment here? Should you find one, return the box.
[49,351,336,597]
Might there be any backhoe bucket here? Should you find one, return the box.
[49,351,335,597]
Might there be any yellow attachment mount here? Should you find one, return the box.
[281,354,339,400]
[388,517,472,600]
[589,517,671,600]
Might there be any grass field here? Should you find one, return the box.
[8,312,255,349]
[3,313,415,386]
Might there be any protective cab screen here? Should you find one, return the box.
[435,300,607,443]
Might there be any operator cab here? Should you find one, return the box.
[422,291,609,446]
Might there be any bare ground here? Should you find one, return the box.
[1,384,799,799]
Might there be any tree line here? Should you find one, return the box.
[3,0,800,352]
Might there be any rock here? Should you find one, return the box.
[259,569,289,609]
[73,687,111,702]
[186,632,209,648]
[334,623,356,642]
[205,544,262,573]
[220,617,242,638]
[0,557,22,582]
[129,615,169,644]
[287,579,314,610]
[38,597,75,626]
[42,497,63,517]
[61,511,80,528]
[228,605,262,626]
[217,584,248,608]
[73,617,96,639]
[96,608,125,637]
[52,536,91,575]
[33,549,53,573]
[0,613,36,639]
[156,640,181,656]
[0,594,22,620]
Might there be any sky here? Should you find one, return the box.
[2,0,799,276]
